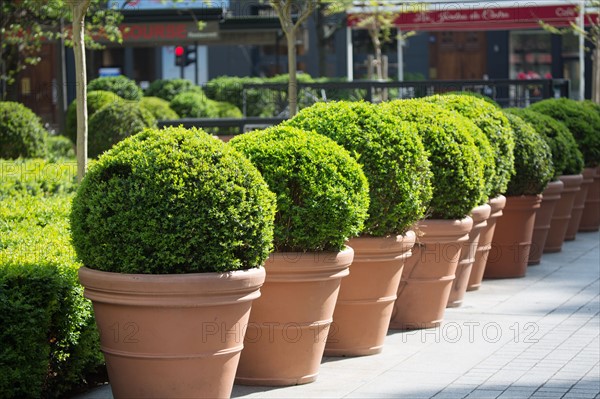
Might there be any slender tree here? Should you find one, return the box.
[270,0,320,116]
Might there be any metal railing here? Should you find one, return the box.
[157,79,570,136]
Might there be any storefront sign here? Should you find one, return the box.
[349,5,598,31]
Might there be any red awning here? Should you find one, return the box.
[348,4,599,31]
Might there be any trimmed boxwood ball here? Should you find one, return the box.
[87,101,156,158]
[145,78,203,102]
[425,93,516,197]
[381,99,487,219]
[170,91,215,118]
[87,76,142,101]
[503,113,554,196]
[530,98,600,167]
[506,108,583,178]
[65,90,122,143]
[443,91,500,108]
[70,126,276,274]
[0,101,48,159]
[229,125,370,252]
[140,96,179,120]
[285,101,432,236]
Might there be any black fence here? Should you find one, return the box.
[158,78,570,136]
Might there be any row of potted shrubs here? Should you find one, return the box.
[71,94,600,397]
[1,93,599,397]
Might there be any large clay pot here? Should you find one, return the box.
[447,204,491,308]
[235,248,352,386]
[324,232,415,356]
[389,217,472,330]
[544,174,583,253]
[78,266,265,399]
[467,195,506,291]
[484,195,542,279]
[578,166,600,232]
[528,180,564,265]
[565,170,594,240]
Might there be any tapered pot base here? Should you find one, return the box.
[529,180,564,265]
[578,167,600,232]
[544,174,583,253]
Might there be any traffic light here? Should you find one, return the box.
[174,46,196,67]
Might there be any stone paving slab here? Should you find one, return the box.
[75,231,600,399]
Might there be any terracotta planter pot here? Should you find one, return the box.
[78,266,265,399]
[528,180,564,265]
[467,195,506,291]
[447,204,491,308]
[484,195,542,279]
[324,232,415,356]
[578,166,600,232]
[544,174,583,253]
[236,248,352,386]
[389,217,472,330]
[565,170,594,240]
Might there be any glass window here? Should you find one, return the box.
[509,31,552,80]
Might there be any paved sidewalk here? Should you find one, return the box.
[76,231,600,399]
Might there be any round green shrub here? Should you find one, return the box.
[87,76,142,101]
[169,91,215,118]
[204,75,276,117]
[285,101,433,236]
[381,99,487,219]
[503,113,554,196]
[213,100,243,118]
[87,102,156,158]
[425,93,516,197]
[140,96,179,120]
[230,126,369,252]
[505,108,583,178]
[144,79,203,102]
[0,101,48,159]
[530,98,600,167]
[46,135,75,160]
[443,91,500,108]
[65,90,122,143]
[70,126,277,274]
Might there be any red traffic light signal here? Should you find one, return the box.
[175,46,196,67]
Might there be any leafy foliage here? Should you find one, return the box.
[87,76,142,101]
[87,101,156,158]
[503,113,554,196]
[204,75,277,117]
[169,91,215,118]
[530,98,600,167]
[70,126,276,274]
[144,79,203,102]
[230,125,369,252]
[285,101,432,236]
[505,108,584,178]
[425,93,516,197]
[65,90,122,143]
[0,101,48,159]
[0,159,102,398]
[382,99,487,219]
[140,96,179,120]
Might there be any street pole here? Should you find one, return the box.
[579,0,586,100]
[347,26,354,81]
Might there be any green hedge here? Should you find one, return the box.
[65,90,122,143]
[87,76,142,101]
[382,99,487,219]
[70,126,276,274]
[0,159,103,399]
[169,91,215,118]
[503,113,554,196]
[88,101,156,158]
[230,125,369,252]
[140,96,179,120]
[0,101,48,159]
[285,101,432,236]
[530,98,600,167]
[425,94,516,197]
[505,108,584,178]
[144,78,203,102]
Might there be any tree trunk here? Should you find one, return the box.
[72,0,91,181]
[286,29,298,117]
